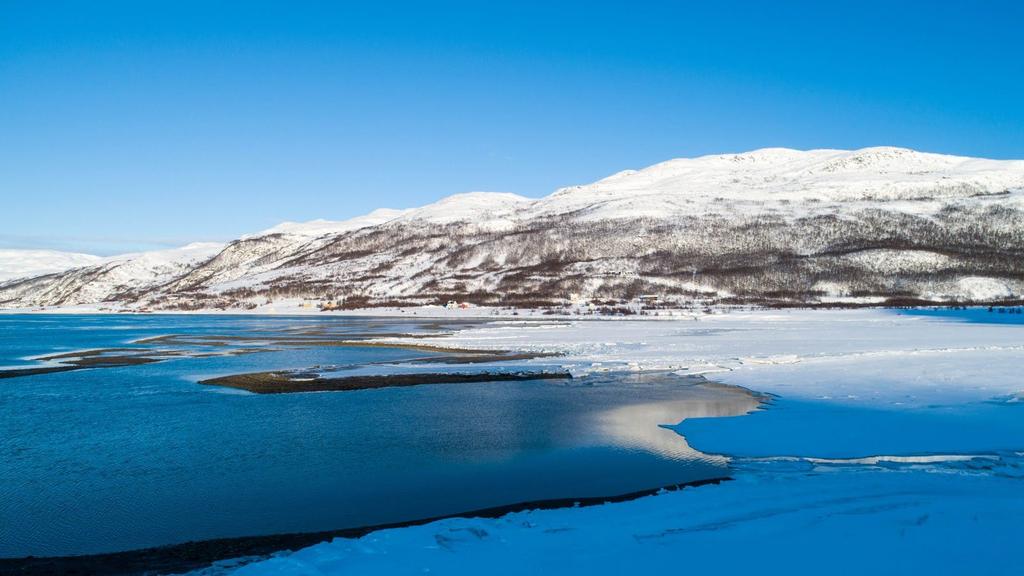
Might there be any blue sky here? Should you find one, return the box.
[3,1,1022,255]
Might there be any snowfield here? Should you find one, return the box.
[229,309,1024,576]
[369,308,1024,403]
[231,465,1022,576]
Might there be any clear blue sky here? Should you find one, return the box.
[3,1,1022,255]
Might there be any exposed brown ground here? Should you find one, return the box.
[199,369,572,394]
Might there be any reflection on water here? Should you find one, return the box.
[0,315,759,559]
[598,384,761,462]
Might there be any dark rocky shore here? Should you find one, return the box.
[199,369,573,394]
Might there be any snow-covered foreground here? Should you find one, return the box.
[232,309,1024,576]
[231,462,1021,576]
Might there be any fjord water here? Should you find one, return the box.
[0,315,750,558]
[895,306,1024,325]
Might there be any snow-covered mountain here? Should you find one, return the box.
[0,249,104,282]
[3,147,1023,310]
[245,208,411,239]
[0,243,223,308]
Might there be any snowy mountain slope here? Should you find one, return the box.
[531,147,1024,221]
[0,243,223,307]
[0,249,103,282]
[3,147,1023,310]
[391,192,534,230]
[245,208,410,239]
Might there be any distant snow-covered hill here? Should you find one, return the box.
[0,243,223,307]
[3,147,1023,310]
[0,249,103,282]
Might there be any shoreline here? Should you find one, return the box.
[199,368,573,394]
[0,329,560,382]
[4,309,1022,575]
[0,477,729,576]
[2,300,1023,321]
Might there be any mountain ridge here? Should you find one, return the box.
[3,147,1023,310]
[0,250,104,283]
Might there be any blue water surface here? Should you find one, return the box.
[893,306,1024,325]
[0,315,738,557]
